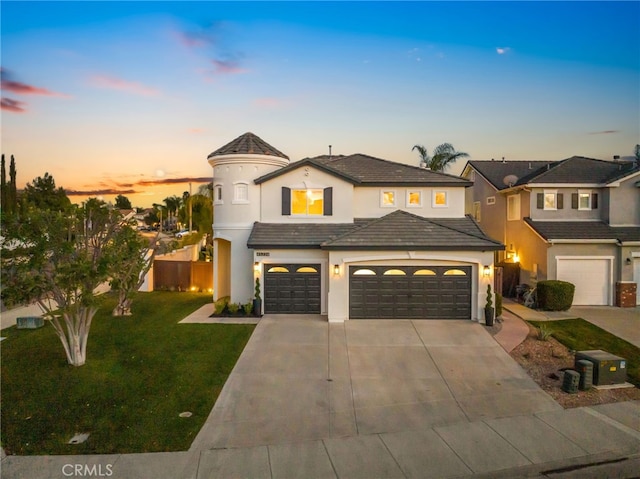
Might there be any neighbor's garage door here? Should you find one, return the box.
[349,265,471,319]
[556,258,611,305]
[264,264,321,313]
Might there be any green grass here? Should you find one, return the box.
[1,291,255,455]
[529,319,640,386]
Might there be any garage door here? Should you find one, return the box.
[264,264,321,314]
[349,265,471,319]
[556,258,610,306]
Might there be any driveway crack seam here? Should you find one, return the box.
[341,323,360,436]
[409,320,471,422]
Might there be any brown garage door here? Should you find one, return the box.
[264,264,321,314]
[349,265,471,319]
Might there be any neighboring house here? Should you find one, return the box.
[208,132,503,322]
[462,157,640,306]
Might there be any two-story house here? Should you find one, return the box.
[462,157,640,306]
[208,132,503,322]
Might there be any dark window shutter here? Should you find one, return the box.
[323,187,333,216]
[537,193,543,209]
[282,187,291,215]
[592,193,598,209]
[571,193,578,209]
[557,193,564,209]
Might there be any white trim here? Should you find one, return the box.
[208,154,289,169]
[578,189,591,210]
[473,201,481,222]
[533,183,602,188]
[607,169,640,186]
[342,251,486,265]
[543,189,557,210]
[507,194,520,221]
[549,239,618,244]
[213,183,223,205]
[232,181,250,204]
[555,256,614,306]
[486,196,496,205]
[631,252,640,257]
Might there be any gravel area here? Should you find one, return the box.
[509,323,640,408]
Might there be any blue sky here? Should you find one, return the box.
[2,1,639,207]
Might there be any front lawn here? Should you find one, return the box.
[1,291,255,455]
[529,319,640,386]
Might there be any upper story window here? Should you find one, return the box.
[572,190,598,210]
[507,194,520,221]
[282,186,333,216]
[433,190,448,207]
[213,184,223,205]
[381,190,396,207]
[486,196,496,205]
[407,190,422,207]
[232,182,249,204]
[537,190,563,210]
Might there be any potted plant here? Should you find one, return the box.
[253,277,262,317]
[485,284,495,326]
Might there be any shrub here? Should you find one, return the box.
[243,302,253,315]
[536,280,575,311]
[537,324,553,341]
[485,284,493,309]
[214,296,229,315]
[496,293,503,318]
[227,303,239,314]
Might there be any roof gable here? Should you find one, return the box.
[255,153,472,186]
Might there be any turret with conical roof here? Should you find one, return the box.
[207,132,289,303]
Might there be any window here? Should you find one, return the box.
[296,266,318,273]
[486,196,496,205]
[213,184,223,205]
[578,190,591,210]
[282,187,332,216]
[407,190,422,207]
[233,182,249,204]
[572,191,598,210]
[292,189,323,215]
[444,269,467,276]
[537,190,563,210]
[353,268,376,275]
[413,269,436,275]
[473,201,481,222]
[383,269,406,275]
[433,190,448,207]
[507,195,520,221]
[267,266,289,273]
[381,190,396,207]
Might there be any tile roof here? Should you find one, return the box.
[248,211,504,251]
[207,132,289,160]
[467,156,640,190]
[524,218,640,242]
[255,154,471,186]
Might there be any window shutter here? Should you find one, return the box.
[281,187,291,215]
[592,193,598,209]
[571,193,578,209]
[557,193,564,209]
[323,187,333,216]
[536,193,543,209]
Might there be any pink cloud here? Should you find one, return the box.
[253,97,284,108]
[90,75,160,96]
[1,97,27,113]
[211,59,248,75]
[1,68,70,97]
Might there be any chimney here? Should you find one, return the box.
[613,155,620,162]
[502,157,506,163]
[328,145,332,160]
[528,162,532,169]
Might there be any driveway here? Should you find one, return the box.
[190,316,560,451]
[569,306,640,348]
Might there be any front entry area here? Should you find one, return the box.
[264,264,321,313]
[349,265,472,319]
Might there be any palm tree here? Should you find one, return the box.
[412,143,469,172]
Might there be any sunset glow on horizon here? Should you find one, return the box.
[2,1,638,208]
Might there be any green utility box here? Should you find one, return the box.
[575,350,627,386]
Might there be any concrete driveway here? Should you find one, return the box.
[569,306,640,348]
[190,316,561,451]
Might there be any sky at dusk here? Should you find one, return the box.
[1,1,639,208]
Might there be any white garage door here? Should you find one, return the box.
[556,258,611,306]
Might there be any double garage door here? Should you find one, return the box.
[350,265,472,319]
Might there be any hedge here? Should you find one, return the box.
[536,280,575,311]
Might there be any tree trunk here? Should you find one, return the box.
[48,306,96,366]
[112,293,133,316]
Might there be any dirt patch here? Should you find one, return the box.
[509,323,640,408]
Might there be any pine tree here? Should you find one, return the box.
[8,155,17,215]
[1,154,7,217]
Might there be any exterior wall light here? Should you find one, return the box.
[483,265,491,277]
[333,264,340,275]
[626,258,632,265]
[513,254,520,263]
[254,261,260,272]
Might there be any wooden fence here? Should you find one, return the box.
[153,260,213,292]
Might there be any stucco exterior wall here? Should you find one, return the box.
[463,171,505,248]
[546,243,618,280]
[529,187,604,221]
[326,250,495,323]
[608,174,640,226]
[506,218,548,285]
[259,166,354,223]
[353,186,466,218]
